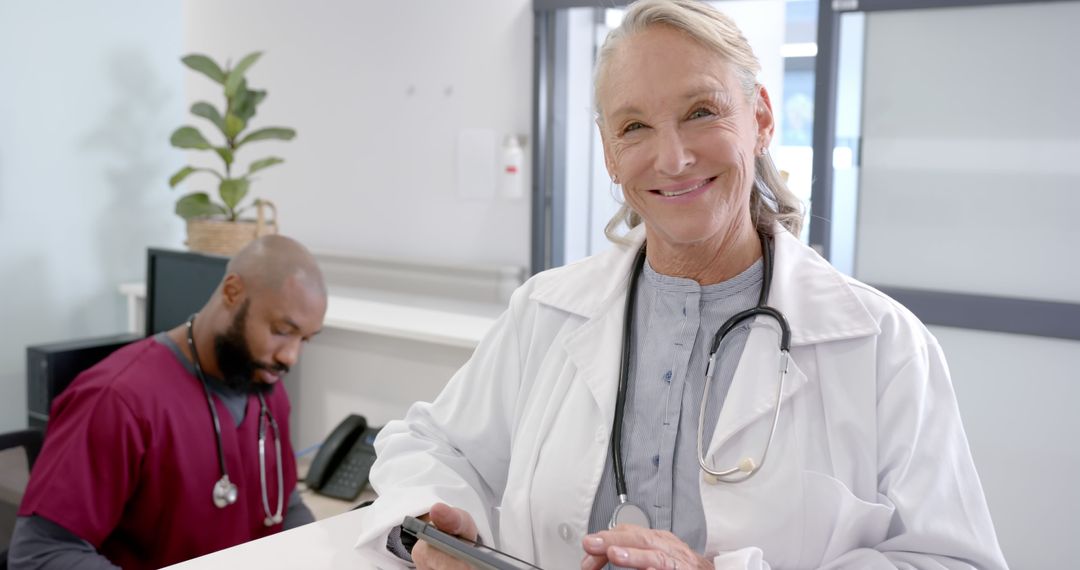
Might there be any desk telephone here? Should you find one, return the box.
[305,414,381,501]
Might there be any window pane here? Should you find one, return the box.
[854,2,1080,303]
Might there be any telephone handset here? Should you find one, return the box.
[305,414,381,501]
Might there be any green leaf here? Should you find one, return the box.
[230,86,265,122]
[190,102,225,132]
[169,166,196,188]
[227,78,247,111]
[175,192,228,220]
[224,51,262,98]
[224,113,246,139]
[247,157,284,175]
[237,127,296,147]
[170,126,212,150]
[181,54,226,84]
[219,178,250,211]
[214,147,234,168]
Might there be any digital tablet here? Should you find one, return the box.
[401,516,544,570]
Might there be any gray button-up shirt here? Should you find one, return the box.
[588,257,763,553]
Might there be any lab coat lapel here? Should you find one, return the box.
[705,321,809,458]
[531,227,646,428]
[561,298,626,431]
[705,224,877,457]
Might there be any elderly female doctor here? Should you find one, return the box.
[355,1,1007,568]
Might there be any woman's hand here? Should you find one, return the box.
[581,525,715,570]
[412,502,479,570]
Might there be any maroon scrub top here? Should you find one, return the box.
[19,337,299,569]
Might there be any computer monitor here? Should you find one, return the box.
[145,248,229,336]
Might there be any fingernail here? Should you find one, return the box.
[611,546,629,561]
[587,536,604,547]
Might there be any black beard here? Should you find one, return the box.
[212,301,284,395]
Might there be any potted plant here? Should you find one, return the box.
[168,51,296,256]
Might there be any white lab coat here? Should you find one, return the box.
[354,225,1007,569]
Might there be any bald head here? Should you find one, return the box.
[226,235,326,298]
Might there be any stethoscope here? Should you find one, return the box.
[186,315,285,527]
[608,232,792,530]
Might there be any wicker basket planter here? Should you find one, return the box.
[185,200,277,256]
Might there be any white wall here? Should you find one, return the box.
[0,1,186,431]
[181,0,534,268]
[934,326,1080,569]
[285,329,477,450]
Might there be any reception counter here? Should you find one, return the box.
[164,507,407,569]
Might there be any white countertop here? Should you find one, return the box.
[120,282,501,349]
[323,294,497,349]
[163,507,407,569]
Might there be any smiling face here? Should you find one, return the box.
[598,24,774,256]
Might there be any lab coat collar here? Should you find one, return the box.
[528,224,648,321]
[529,223,880,347]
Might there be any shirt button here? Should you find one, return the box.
[558,523,573,542]
[662,370,672,383]
[595,427,606,443]
[652,454,660,467]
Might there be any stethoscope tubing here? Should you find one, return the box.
[258,400,285,526]
[611,246,645,500]
[611,232,792,521]
[187,315,284,526]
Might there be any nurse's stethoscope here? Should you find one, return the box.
[186,315,285,527]
[609,231,792,530]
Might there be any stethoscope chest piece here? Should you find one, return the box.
[213,474,238,508]
[610,501,650,529]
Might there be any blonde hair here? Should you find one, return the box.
[595,0,805,243]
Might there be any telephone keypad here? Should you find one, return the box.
[321,441,378,500]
